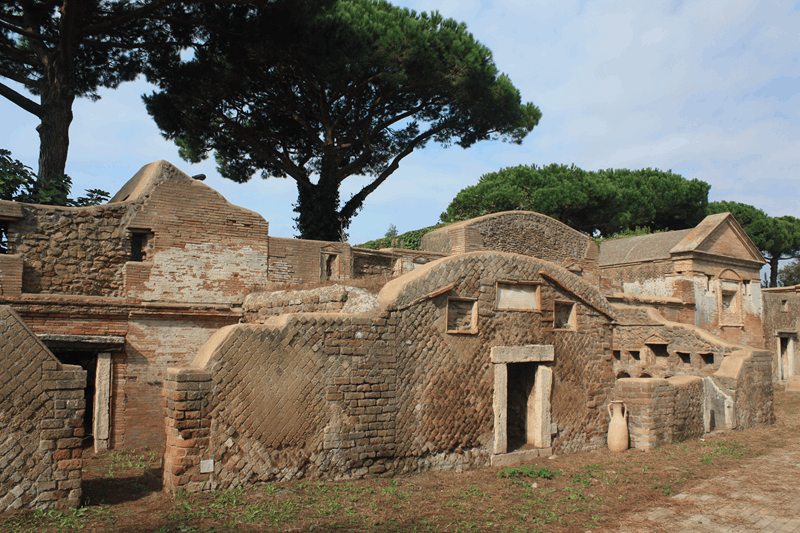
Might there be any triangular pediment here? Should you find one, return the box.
[670,213,765,265]
[321,245,339,253]
[644,334,668,345]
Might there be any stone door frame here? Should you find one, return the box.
[490,345,554,465]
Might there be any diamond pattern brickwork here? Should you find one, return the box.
[0,306,86,511]
[163,252,621,492]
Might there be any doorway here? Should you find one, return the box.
[491,345,554,456]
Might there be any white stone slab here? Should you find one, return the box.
[491,345,554,364]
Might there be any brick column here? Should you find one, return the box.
[40,361,87,509]
[614,378,675,451]
[163,369,212,493]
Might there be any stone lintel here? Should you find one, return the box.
[490,345,554,364]
[38,334,125,352]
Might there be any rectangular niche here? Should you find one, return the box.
[495,281,540,311]
[446,297,478,334]
[677,351,691,365]
[699,352,714,366]
[553,300,576,330]
[130,230,154,262]
[648,343,670,365]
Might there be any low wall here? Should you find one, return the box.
[0,306,86,510]
[614,376,704,451]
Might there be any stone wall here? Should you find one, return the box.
[163,252,617,492]
[243,285,379,322]
[762,287,800,382]
[613,376,703,451]
[7,203,135,296]
[0,306,86,510]
[420,212,600,287]
[611,304,736,379]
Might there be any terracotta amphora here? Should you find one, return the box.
[607,401,629,452]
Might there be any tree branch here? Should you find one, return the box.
[0,18,59,43]
[0,79,42,116]
[339,122,452,220]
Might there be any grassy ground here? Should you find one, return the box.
[2,388,798,533]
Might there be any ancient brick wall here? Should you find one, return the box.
[762,289,800,381]
[0,255,22,297]
[6,203,136,296]
[268,238,350,285]
[600,261,675,295]
[0,306,86,510]
[163,252,617,491]
[124,175,271,304]
[351,248,450,279]
[611,304,736,380]
[243,285,378,322]
[716,349,774,429]
[613,376,703,451]
[420,212,600,287]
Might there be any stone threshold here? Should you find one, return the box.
[490,447,552,467]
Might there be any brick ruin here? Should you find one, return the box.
[0,160,789,507]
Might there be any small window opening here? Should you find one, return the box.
[616,371,630,379]
[782,300,789,312]
[321,252,339,281]
[648,344,670,365]
[130,231,154,262]
[629,350,641,361]
[699,352,714,365]
[613,350,621,361]
[447,298,478,334]
[677,351,691,365]
[0,220,8,254]
[553,301,576,330]
[721,292,736,313]
[639,372,652,378]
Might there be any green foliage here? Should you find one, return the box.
[356,223,449,250]
[497,465,560,479]
[441,164,709,237]
[0,149,109,206]
[0,0,211,185]
[778,260,800,287]
[707,201,800,287]
[384,224,398,239]
[145,0,541,241]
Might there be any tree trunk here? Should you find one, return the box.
[293,179,345,242]
[770,255,780,287]
[36,84,74,205]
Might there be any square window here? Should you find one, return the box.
[677,352,691,365]
[629,350,641,361]
[553,301,576,330]
[447,297,478,334]
[699,352,714,365]
[648,343,670,365]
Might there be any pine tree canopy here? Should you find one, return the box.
[144,0,541,241]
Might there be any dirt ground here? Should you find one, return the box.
[2,388,798,533]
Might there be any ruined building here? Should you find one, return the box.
[0,161,782,508]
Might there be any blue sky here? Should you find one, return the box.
[2,0,798,246]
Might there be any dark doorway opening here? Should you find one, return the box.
[52,350,97,446]
[506,362,537,452]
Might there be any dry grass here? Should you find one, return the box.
[2,388,798,533]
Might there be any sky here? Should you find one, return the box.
[1,0,799,248]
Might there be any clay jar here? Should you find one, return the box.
[607,400,629,452]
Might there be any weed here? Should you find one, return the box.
[652,483,673,496]
[498,465,560,479]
